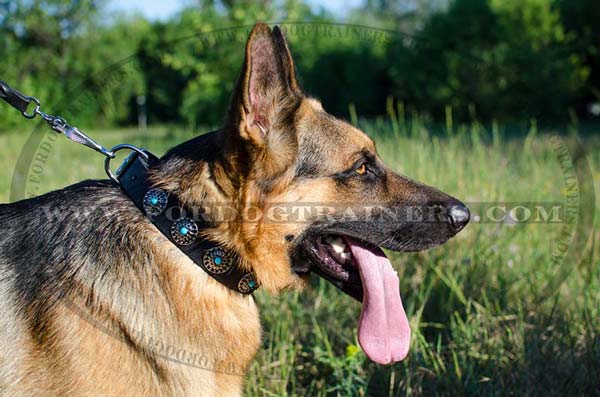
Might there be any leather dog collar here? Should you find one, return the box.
[116,151,259,295]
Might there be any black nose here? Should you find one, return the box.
[448,204,470,232]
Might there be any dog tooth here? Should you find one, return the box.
[325,236,346,253]
[340,251,351,261]
[332,243,346,254]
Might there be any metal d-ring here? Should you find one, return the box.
[105,144,149,184]
[22,96,40,119]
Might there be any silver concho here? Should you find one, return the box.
[202,247,233,274]
[238,272,259,293]
[143,188,168,216]
[170,218,198,245]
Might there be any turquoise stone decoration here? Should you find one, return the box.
[143,188,168,216]
[202,247,233,274]
[238,272,259,293]
[170,218,198,245]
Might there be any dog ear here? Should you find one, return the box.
[229,23,301,147]
[271,26,300,94]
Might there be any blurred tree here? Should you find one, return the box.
[386,0,588,122]
[0,0,148,129]
[300,42,389,118]
[0,0,101,127]
[1,0,597,131]
[138,0,325,127]
[555,0,600,113]
[357,0,448,32]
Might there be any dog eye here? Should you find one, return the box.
[355,163,367,175]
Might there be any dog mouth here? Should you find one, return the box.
[308,235,363,294]
[293,233,411,364]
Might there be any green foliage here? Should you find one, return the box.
[386,0,589,122]
[555,0,600,106]
[136,1,319,127]
[0,1,149,129]
[2,0,599,130]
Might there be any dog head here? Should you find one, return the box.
[165,23,470,364]
[221,23,469,290]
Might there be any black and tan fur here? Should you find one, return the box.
[0,24,467,396]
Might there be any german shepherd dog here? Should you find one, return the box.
[0,24,469,396]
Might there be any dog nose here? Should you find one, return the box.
[448,204,470,232]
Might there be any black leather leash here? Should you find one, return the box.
[0,80,259,295]
[0,80,34,115]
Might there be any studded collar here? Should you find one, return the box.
[116,150,259,295]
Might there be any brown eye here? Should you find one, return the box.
[355,164,367,175]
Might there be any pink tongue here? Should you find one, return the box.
[347,238,411,364]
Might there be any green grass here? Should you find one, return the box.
[1,119,598,396]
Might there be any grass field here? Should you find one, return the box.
[1,118,599,396]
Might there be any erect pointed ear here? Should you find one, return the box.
[229,23,301,146]
[271,26,300,93]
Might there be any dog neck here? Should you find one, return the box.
[148,129,303,294]
[148,130,247,253]
[117,147,260,295]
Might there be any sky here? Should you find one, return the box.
[108,0,182,20]
[108,0,362,21]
